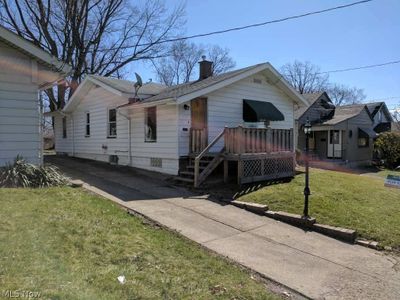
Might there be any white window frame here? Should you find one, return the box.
[107,108,117,138]
[145,106,157,142]
[62,116,67,139]
[85,112,90,137]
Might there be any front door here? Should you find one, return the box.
[190,98,208,152]
[327,130,342,158]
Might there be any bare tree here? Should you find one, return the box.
[152,41,235,86]
[0,0,185,110]
[281,60,329,94]
[152,40,202,86]
[327,84,366,106]
[207,45,235,75]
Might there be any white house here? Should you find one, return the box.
[0,25,71,166]
[52,60,309,186]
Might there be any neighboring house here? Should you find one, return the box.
[365,102,393,133]
[296,92,377,166]
[51,60,309,186]
[0,25,71,166]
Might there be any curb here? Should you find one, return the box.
[224,199,372,246]
[230,200,268,215]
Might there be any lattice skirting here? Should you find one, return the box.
[240,155,295,184]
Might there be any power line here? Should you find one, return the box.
[317,59,400,75]
[106,0,373,51]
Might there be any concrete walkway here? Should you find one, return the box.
[49,156,400,300]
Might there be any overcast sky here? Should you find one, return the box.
[131,0,400,110]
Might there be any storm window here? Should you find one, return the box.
[108,108,117,137]
[145,107,157,142]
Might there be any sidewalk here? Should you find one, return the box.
[50,156,400,299]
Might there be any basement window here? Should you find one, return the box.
[108,108,117,138]
[62,117,67,138]
[150,157,162,168]
[109,155,119,165]
[145,106,157,142]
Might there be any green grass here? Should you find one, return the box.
[238,168,400,248]
[0,187,279,300]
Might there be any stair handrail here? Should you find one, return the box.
[194,128,226,187]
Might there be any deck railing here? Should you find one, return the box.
[189,126,295,187]
[189,128,207,154]
[190,126,294,155]
[224,126,293,154]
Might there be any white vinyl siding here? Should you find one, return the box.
[53,86,180,175]
[130,104,179,174]
[54,87,130,164]
[178,74,295,155]
[0,43,40,166]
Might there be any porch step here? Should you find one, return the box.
[188,159,214,165]
[174,176,194,183]
[180,171,195,176]
[186,165,206,171]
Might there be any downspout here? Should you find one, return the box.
[117,109,132,166]
[39,93,44,165]
[72,114,75,156]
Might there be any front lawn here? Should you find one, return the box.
[0,187,278,299]
[237,168,400,248]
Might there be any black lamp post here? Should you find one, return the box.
[303,118,312,218]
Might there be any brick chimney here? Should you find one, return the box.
[199,55,213,80]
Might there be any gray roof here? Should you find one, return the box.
[294,92,325,119]
[320,104,366,125]
[303,92,325,103]
[365,102,383,117]
[140,63,266,103]
[89,75,167,96]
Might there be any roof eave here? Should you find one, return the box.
[263,62,310,107]
[175,64,271,104]
[0,26,71,74]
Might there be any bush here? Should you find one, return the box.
[374,132,400,169]
[0,156,68,188]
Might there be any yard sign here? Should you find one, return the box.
[384,175,400,189]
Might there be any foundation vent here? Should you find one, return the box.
[109,155,119,165]
[150,157,162,168]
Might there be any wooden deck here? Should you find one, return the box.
[186,126,295,187]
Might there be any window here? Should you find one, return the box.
[358,128,370,148]
[62,117,67,138]
[145,107,157,142]
[108,108,117,137]
[358,137,369,147]
[85,112,90,136]
[377,111,383,122]
[329,130,340,144]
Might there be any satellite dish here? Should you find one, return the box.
[134,72,143,97]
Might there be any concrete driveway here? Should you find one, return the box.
[48,156,400,300]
